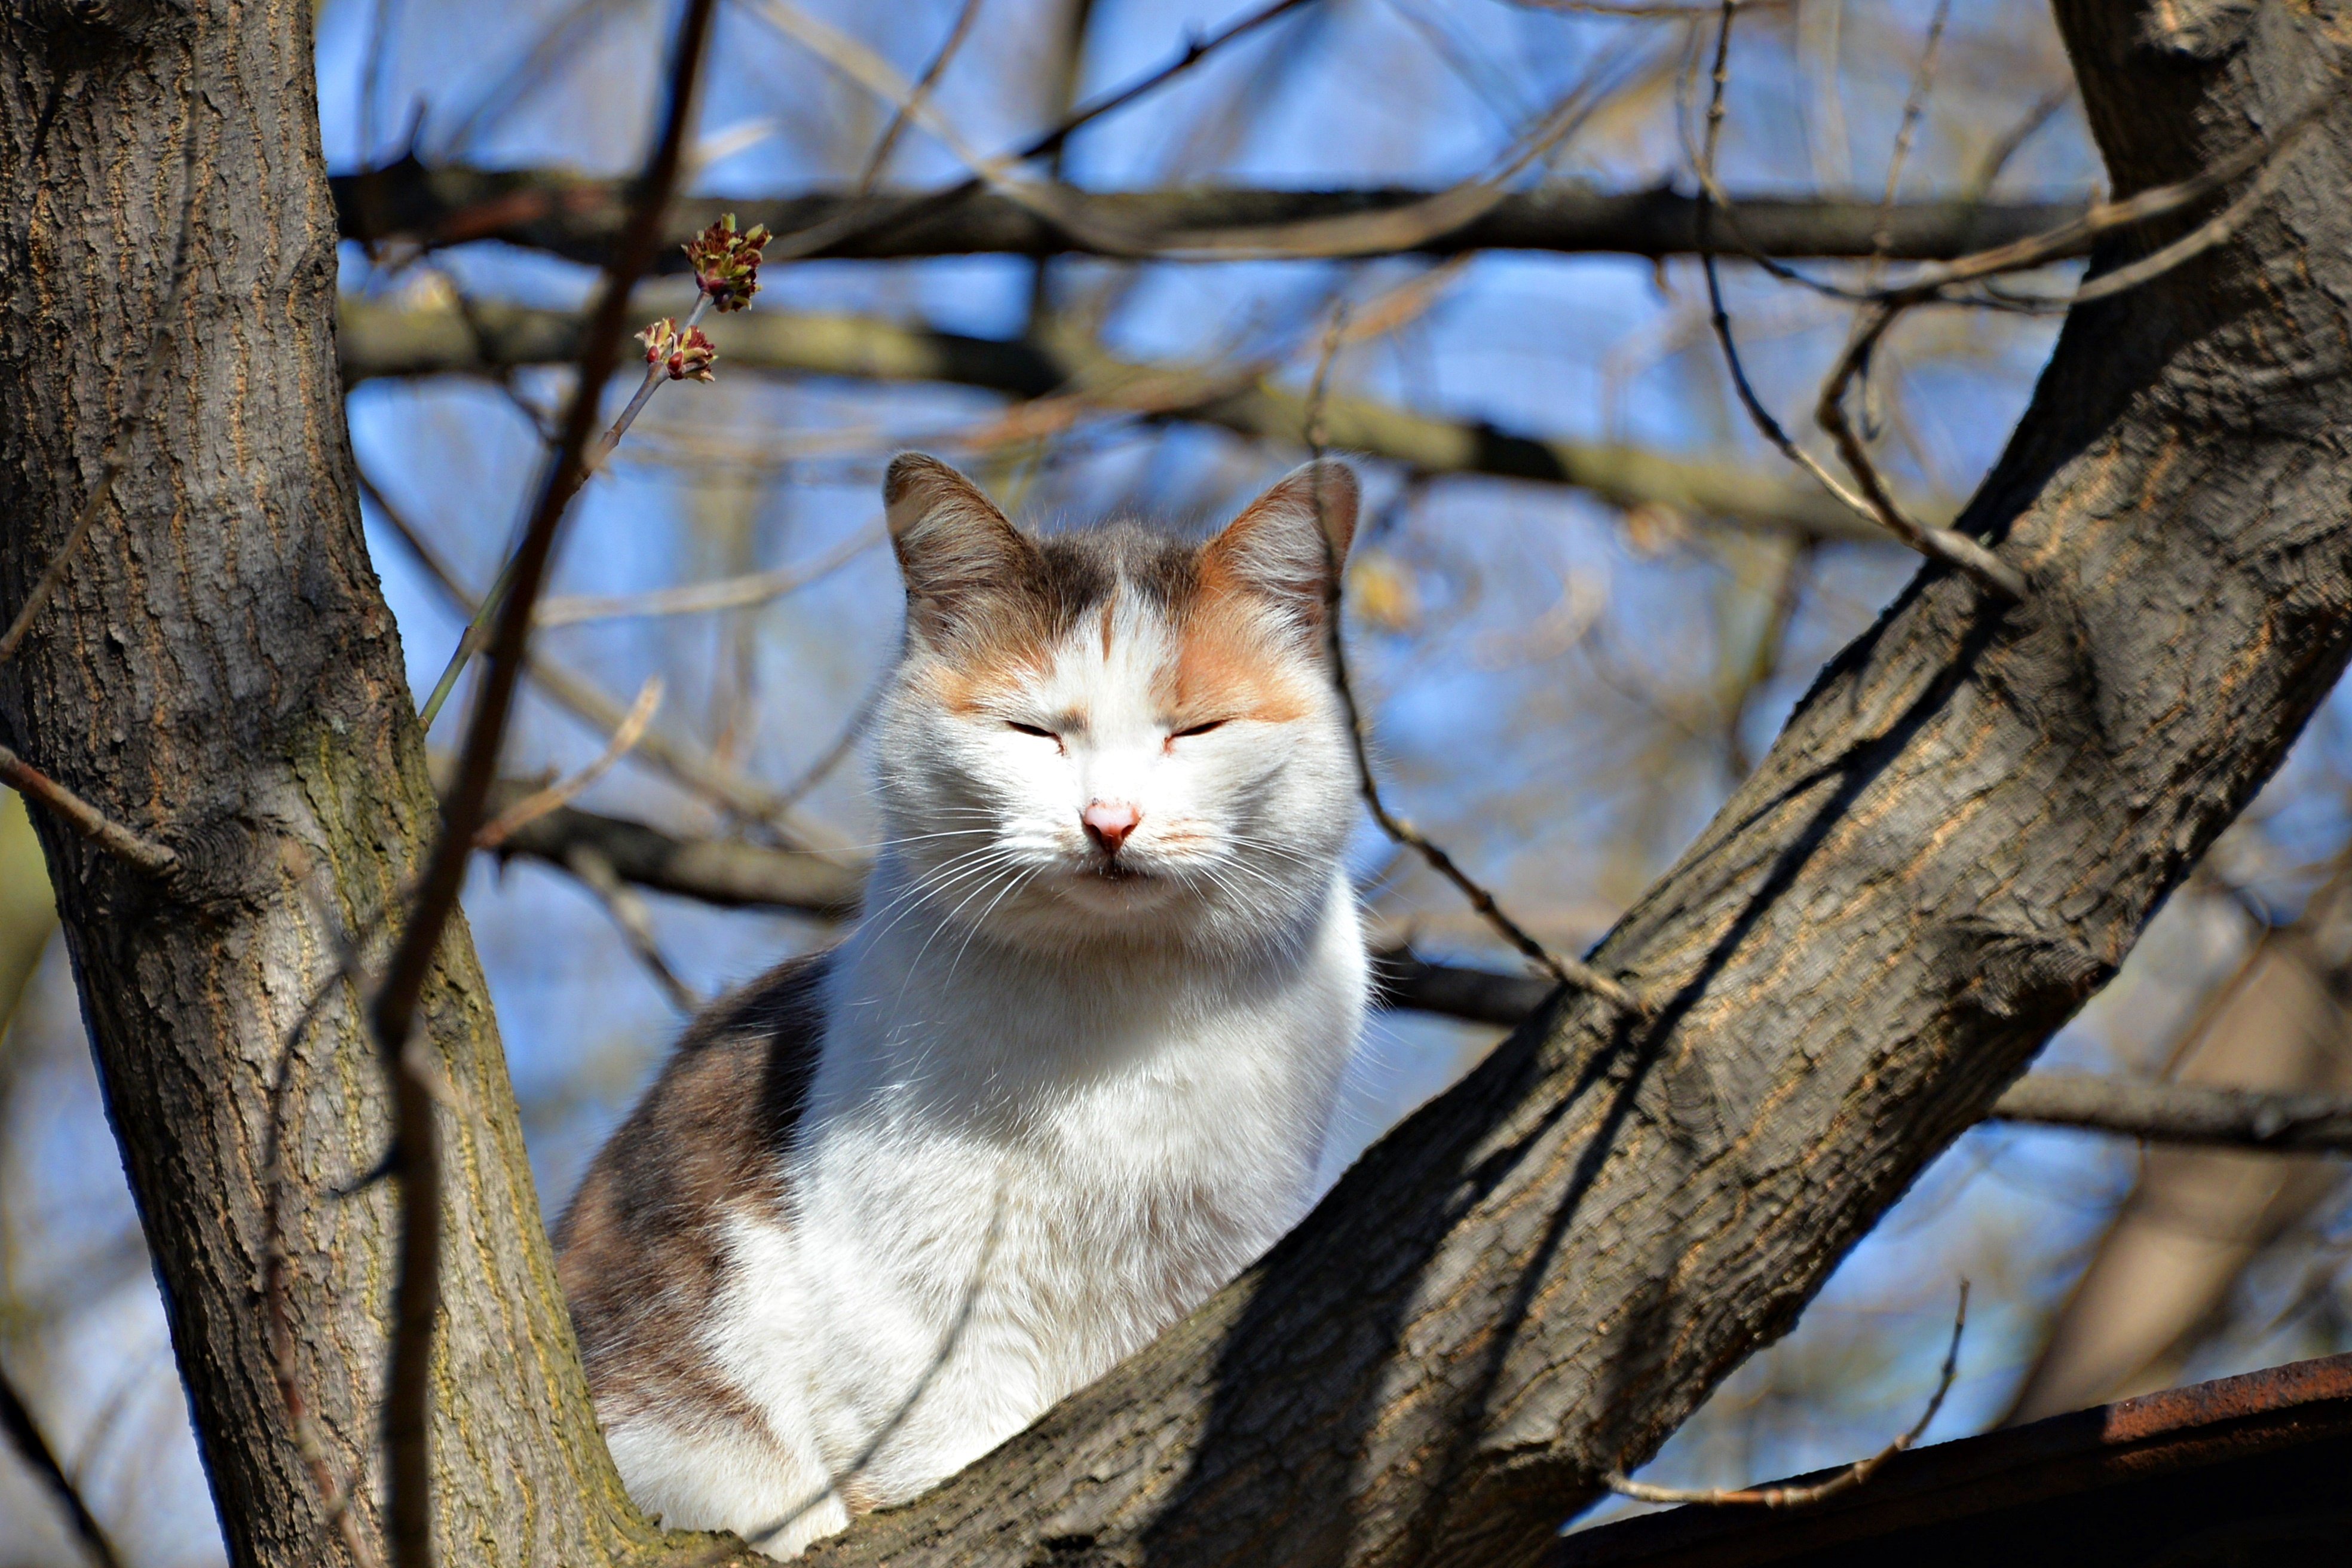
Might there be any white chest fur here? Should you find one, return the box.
[672,867,1363,1551]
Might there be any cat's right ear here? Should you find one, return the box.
[884,454,1034,644]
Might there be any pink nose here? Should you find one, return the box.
[1082,800,1141,855]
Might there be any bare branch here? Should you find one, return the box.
[559,841,702,1013]
[1371,952,2352,1152]
[0,1358,127,1568]
[1606,1284,1967,1508]
[1692,0,2025,599]
[1991,1073,2352,1154]
[1309,311,1641,1015]
[0,745,180,877]
[531,526,880,627]
[362,469,850,847]
[473,676,661,849]
[479,788,862,917]
[339,297,1909,543]
[330,169,2084,267]
[853,0,985,195]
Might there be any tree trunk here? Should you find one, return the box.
[785,6,2352,1565]
[0,6,651,1566]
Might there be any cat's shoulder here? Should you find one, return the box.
[555,947,833,1291]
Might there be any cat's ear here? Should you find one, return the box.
[1202,460,1358,629]
[884,454,1035,643]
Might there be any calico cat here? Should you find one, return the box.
[556,454,1368,1554]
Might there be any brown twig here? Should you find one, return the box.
[0,1358,126,1568]
[1872,88,2335,310]
[854,0,985,196]
[1,77,204,667]
[472,676,661,849]
[1803,63,2326,605]
[1869,0,1949,264]
[1809,296,2023,598]
[480,790,862,916]
[777,666,891,811]
[753,0,1321,262]
[531,526,880,626]
[0,745,179,877]
[1693,1,2023,600]
[1306,308,1642,1016]
[1606,1282,1968,1508]
[359,468,846,847]
[558,842,702,1013]
[363,5,718,1566]
[1965,83,2072,202]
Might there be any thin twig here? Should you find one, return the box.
[473,676,661,849]
[364,6,719,1566]
[1306,308,1641,1016]
[1802,62,2331,604]
[415,292,714,732]
[1965,83,2072,202]
[1693,1,2023,600]
[1991,1074,2352,1153]
[0,745,179,877]
[1811,301,2023,598]
[1,77,204,667]
[531,526,880,626]
[854,0,986,195]
[1869,0,1949,264]
[0,1359,126,1568]
[748,0,1321,262]
[361,470,845,846]
[777,666,891,811]
[1606,1282,1968,1507]
[1875,87,2335,309]
[560,843,702,1013]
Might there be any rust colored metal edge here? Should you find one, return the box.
[1555,1351,2352,1567]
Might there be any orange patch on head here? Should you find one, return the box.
[1166,583,1314,727]
[915,622,1058,715]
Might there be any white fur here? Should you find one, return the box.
[601,572,1365,1555]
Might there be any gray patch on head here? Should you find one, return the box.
[1028,523,1202,622]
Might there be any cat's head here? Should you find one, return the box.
[868,454,1360,954]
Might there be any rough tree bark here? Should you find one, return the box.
[1,4,2347,1568]
[0,5,653,1566]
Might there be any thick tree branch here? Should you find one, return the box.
[486,801,2352,1156]
[1989,1073,2352,1153]
[337,297,1895,541]
[482,786,861,917]
[333,162,2087,267]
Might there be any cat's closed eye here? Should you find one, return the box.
[1006,721,1058,739]
[1169,719,1229,739]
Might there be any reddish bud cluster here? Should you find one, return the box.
[684,213,771,313]
[638,318,717,382]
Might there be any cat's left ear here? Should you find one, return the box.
[884,452,1037,644]
[1202,460,1358,630]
